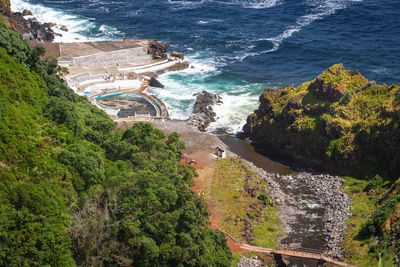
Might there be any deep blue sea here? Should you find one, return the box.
[11,0,400,133]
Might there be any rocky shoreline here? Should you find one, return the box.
[153,89,351,259]
[1,1,55,42]
[240,158,350,258]
[187,90,222,132]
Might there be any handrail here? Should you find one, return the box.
[211,224,356,267]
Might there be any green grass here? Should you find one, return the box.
[341,177,399,267]
[341,177,377,266]
[231,253,241,266]
[211,157,281,249]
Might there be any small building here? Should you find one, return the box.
[215,146,226,158]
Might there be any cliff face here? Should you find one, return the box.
[243,64,400,177]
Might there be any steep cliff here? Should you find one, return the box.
[243,64,400,177]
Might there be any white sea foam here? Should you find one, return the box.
[264,0,363,52]
[239,0,282,9]
[230,0,363,61]
[208,90,261,133]
[151,51,263,133]
[196,19,224,25]
[10,0,121,42]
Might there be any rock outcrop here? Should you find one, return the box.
[187,91,222,132]
[171,51,184,59]
[0,1,55,42]
[149,77,164,88]
[22,9,32,16]
[147,39,170,59]
[60,25,68,32]
[243,64,400,177]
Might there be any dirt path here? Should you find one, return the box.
[118,120,357,266]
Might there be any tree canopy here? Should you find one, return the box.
[0,23,231,266]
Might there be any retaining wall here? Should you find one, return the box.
[70,47,152,67]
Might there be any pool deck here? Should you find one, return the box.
[58,40,188,120]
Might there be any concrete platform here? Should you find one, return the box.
[59,40,145,58]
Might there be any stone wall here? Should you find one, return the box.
[70,47,151,67]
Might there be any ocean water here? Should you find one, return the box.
[10,0,400,133]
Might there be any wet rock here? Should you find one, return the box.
[187,91,222,131]
[149,77,164,88]
[147,40,170,59]
[22,9,32,16]
[2,9,55,42]
[168,61,189,71]
[171,51,184,59]
[60,25,68,32]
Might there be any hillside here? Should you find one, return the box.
[0,23,231,266]
[243,64,400,265]
[244,64,400,177]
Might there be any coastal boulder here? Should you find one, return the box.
[187,91,222,132]
[149,77,164,88]
[60,25,68,32]
[168,61,190,72]
[22,9,32,16]
[171,51,184,59]
[147,40,170,59]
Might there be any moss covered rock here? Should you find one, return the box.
[243,64,400,177]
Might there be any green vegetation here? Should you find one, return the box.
[211,157,280,249]
[342,177,400,266]
[0,23,231,266]
[245,63,400,177]
[359,195,400,238]
[257,194,269,206]
[245,63,400,265]
[364,174,384,192]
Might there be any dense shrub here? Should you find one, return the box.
[0,23,231,266]
[363,174,383,192]
[359,195,400,238]
[258,193,270,205]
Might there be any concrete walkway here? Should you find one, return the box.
[212,224,356,267]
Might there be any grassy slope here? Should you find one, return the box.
[212,157,280,248]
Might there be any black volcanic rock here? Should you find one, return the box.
[1,3,55,42]
[187,91,222,132]
[307,75,347,102]
[147,40,170,59]
[149,77,164,88]
[22,9,32,16]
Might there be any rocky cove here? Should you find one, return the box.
[173,89,351,265]
[218,134,351,262]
